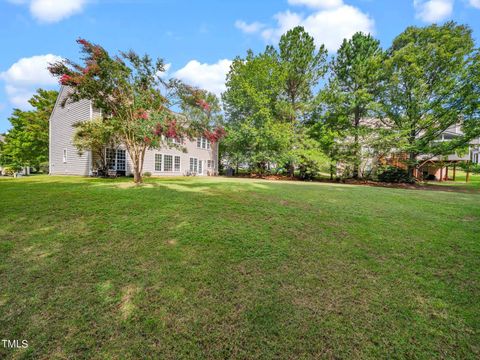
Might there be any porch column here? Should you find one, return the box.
[453,163,456,181]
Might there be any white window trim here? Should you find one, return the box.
[174,155,181,172]
[163,154,173,172]
[63,148,67,163]
[196,136,211,150]
[154,153,162,172]
[106,148,126,171]
[155,154,182,172]
[189,157,198,173]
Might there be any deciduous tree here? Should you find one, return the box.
[379,22,478,177]
[0,89,58,171]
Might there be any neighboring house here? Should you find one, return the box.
[471,144,480,165]
[340,120,480,181]
[49,86,219,176]
[415,124,480,180]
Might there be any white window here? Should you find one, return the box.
[171,137,182,145]
[207,160,212,168]
[198,160,203,175]
[174,156,181,172]
[190,157,198,173]
[197,137,211,150]
[63,148,67,163]
[164,155,173,172]
[155,154,162,171]
[116,150,126,171]
[106,149,126,171]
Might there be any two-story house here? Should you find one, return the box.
[49,86,219,176]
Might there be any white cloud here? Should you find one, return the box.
[173,59,232,97]
[9,0,88,23]
[0,54,62,109]
[260,5,375,52]
[235,20,266,34]
[469,0,480,8]
[414,0,454,22]
[287,0,344,8]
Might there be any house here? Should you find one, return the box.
[414,124,480,181]
[339,120,480,181]
[49,86,219,176]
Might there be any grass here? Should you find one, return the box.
[0,175,479,359]
[427,170,480,191]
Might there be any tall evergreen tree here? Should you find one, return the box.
[321,32,384,178]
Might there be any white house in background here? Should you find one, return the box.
[49,86,219,176]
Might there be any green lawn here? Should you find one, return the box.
[428,170,480,191]
[1,175,479,359]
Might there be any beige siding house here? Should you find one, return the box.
[49,86,219,176]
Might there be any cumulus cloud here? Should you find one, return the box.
[235,20,266,34]
[414,0,454,22]
[469,0,480,8]
[261,5,374,52]
[8,0,88,23]
[0,54,62,109]
[173,59,232,97]
[235,1,374,52]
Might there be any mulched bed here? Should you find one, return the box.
[230,173,476,193]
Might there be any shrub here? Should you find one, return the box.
[2,165,22,176]
[377,166,415,183]
[298,156,320,180]
[39,162,49,174]
[143,172,152,177]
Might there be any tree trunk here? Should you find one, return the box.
[352,108,361,179]
[288,162,295,178]
[407,152,417,179]
[131,150,143,184]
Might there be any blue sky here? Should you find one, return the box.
[1,0,480,132]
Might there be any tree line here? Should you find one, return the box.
[220,22,480,180]
[1,22,479,182]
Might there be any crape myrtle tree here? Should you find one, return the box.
[321,32,385,179]
[0,89,58,171]
[49,39,224,183]
[379,22,479,177]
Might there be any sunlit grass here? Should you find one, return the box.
[0,175,479,359]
